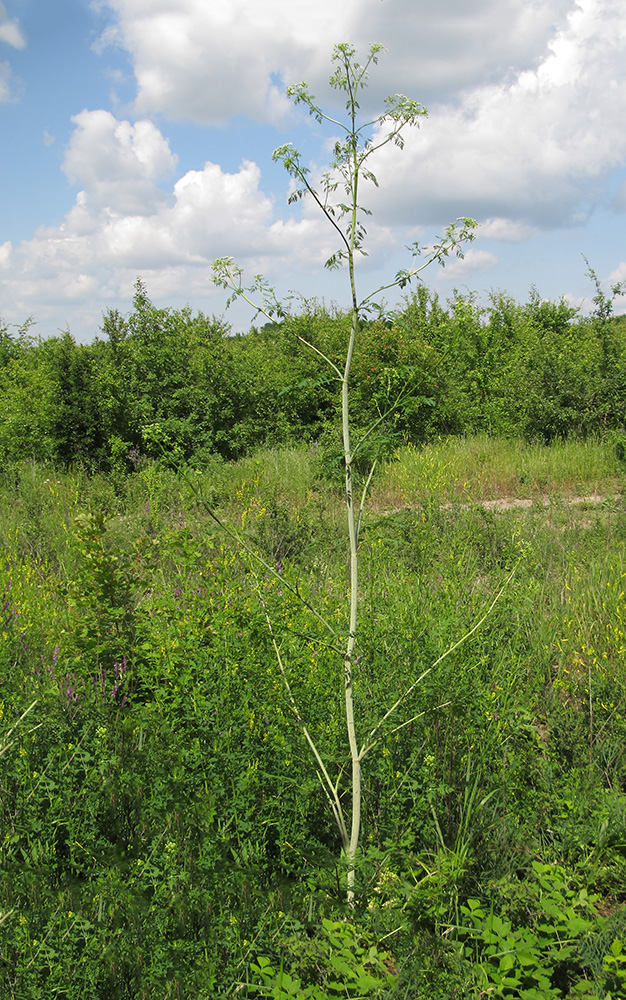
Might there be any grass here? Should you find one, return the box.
[375,435,623,507]
[2,435,626,998]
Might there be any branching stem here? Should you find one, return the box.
[212,42,479,904]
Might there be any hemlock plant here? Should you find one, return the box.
[213,42,481,902]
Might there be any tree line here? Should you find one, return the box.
[1,277,625,473]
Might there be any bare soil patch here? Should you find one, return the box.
[454,493,618,512]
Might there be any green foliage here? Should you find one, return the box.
[250,919,397,998]
[0,325,57,465]
[212,43,479,909]
[379,434,621,506]
[2,36,626,1000]
[3,271,626,472]
[459,867,585,997]
[457,862,626,999]
[1,444,626,994]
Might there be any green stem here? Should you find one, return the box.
[342,67,363,895]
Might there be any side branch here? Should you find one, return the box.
[359,568,516,759]
[174,460,339,641]
[255,582,349,849]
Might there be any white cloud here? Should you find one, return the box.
[62,109,178,215]
[3,0,626,337]
[0,0,24,102]
[0,59,12,101]
[608,262,626,285]
[95,0,626,233]
[433,248,499,283]
[0,95,411,339]
[0,2,25,49]
[98,0,574,123]
[362,0,626,231]
[478,219,541,243]
[98,0,356,124]
[0,111,345,330]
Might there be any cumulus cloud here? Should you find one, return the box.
[478,219,541,243]
[0,2,25,49]
[433,248,499,282]
[0,95,410,340]
[62,110,179,216]
[95,0,626,234]
[608,262,626,281]
[0,110,347,329]
[0,1,25,101]
[98,0,574,123]
[3,0,626,337]
[97,0,363,123]
[366,0,626,231]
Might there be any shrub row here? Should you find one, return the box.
[2,279,626,472]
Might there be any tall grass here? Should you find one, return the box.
[376,434,623,507]
[2,439,626,996]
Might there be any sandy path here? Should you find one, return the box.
[464,493,616,512]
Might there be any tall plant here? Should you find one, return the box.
[213,43,479,901]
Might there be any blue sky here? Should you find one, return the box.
[1,0,625,341]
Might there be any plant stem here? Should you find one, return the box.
[342,306,361,901]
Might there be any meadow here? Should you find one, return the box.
[4,40,626,998]
[2,433,626,998]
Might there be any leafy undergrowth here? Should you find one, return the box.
[1,441,626,998]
